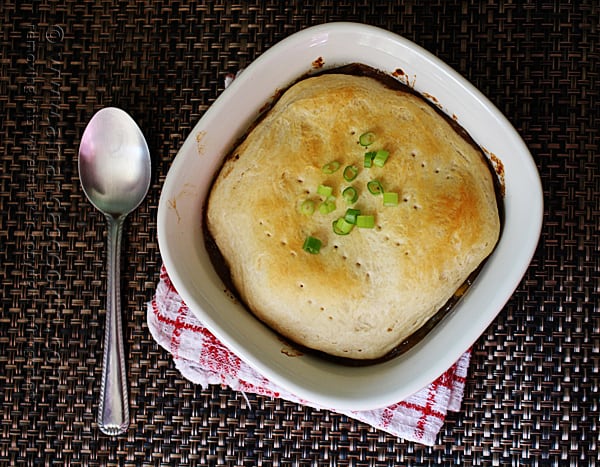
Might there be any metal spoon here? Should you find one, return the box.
[78,107,151,436]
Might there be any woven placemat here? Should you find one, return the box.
[1,1,598,465]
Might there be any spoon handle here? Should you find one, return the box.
[98,215,130,436]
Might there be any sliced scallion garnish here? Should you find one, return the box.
[303,236,322,254]
[356,214,375,228]
[322,161,341,174]
[343,165,359,182]
[342,186,358,204]
[333,217,354,235]
[373,149,390,168]
[359,131,376,147]
[317,184,333,198]
[319,199,336,214]
[364,151,376,168]
[367,180,384,195]
[300,199,315,215]
[344,208,361,225]
[383,192,399,206]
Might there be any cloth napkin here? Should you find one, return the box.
[147,265,470,446]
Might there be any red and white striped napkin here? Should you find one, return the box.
[147,265,470,445]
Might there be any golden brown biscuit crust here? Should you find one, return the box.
[207,73,500,360]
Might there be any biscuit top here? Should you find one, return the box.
[207,73,500,360]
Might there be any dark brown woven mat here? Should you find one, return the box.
[1,1,598,465]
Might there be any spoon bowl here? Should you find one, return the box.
[79,108,151,216]
[79,107,151,436]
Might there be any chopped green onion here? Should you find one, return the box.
[333,217,354,235]
[383,192,399,206]
[343,165,359,182]
[356,214,375,228]
[322,161,341,174]
[359,131,376,147]
[317,184,333,198]
[342,186,358,204]
[344,208,361,224]
[364,151,376,168]
[373,149,390,167]
[319,199,336,214]
[303,236,322,254]
[367,180,384,195]
[300,199,315,215]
